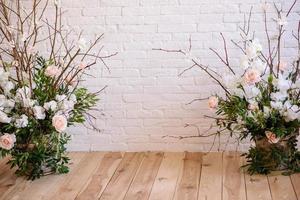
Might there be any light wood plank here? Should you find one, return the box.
[268,174,298,200]
[0,157,17,198]
[0,152,85,200]
[99,152,145,200]
[149,152,184,200]
[124,152,163,200]
[223,151,247,200]
[173,152,202,200]
[75,152,123,200]
[198,152,222,200]
[46,152,105,200]
[291,173,300,199]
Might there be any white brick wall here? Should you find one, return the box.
[26,0,300,151]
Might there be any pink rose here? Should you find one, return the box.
[244,69,261,85]
[45,65,62,78]
[265,131,280,144]
[0,133,16,150]
[278,61,288,71]
[78,62,87,70]
[208,96,218,109]
[52,114,68,132]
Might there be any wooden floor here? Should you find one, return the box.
[0,152,299,200]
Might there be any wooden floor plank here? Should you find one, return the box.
[46,152,105,200]
[198,152,222,200]
[268,174,298,200]
[0,157,18,199]
[99,152,145,200]
[149,152,184,200]
[124,152,164,200]
[291,173,300,199]
[75,152,123,200]
[242,155,272,200]
[223,151,247,200]
[173,152,202,200]
[0,152,85,200]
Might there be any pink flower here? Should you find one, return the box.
[78,62,87,70]
[244,69,261,85]
[52,114,68,132]
[265,131,280,144]
[0,133,16,150]
[278,61,288,72]
[208,96,218,109]
[248,103,258,111]
[45,65,62,78]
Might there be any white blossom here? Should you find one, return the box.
[243,85,260,99]
[270,91,288,102]
[240,55,249,69]
[69,94,77,103]
[0,111,11,123]
[44,100,58,111]
[15,114,28,128]
[33,106,46,120]
[55,94,67,102]
[270,101,283,110]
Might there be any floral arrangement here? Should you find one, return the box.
[0,0,114,179]
[156,1,300,175]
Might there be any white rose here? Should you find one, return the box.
[55,94,67,102]
[1,81,14,95]
[0,111,11,123]
[15,114,28,128]
[44,100,58,111]
[16,86,31,101]
[52,114,68,132]
[270,101,283,110]
[60,99,75,111]
[240,55,249,69]
[33,106,46,120]
[0,68,9,82]
[0,133,16,150]
[271,91,288,102]
[69,94,77,103]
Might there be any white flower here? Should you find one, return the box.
[276,15,288,26]
[1,81,14,95]
[32,106,46,120]
[0,68,9,82]
[223,75,240,89]
[270,101,283,110]
[55,94,67,102]
[243,85,260,99]
[240,55,249,69]
[69,94,77,103]
[15,114,28,128]
[233,88,244,98]
[44,100,58,111]
[16,86,31,101]
[60,99,75,111]
[52,114,68,132]
[77,38,87,50]
[0,111,11,123]
[271,91,288,102]
[246,39,262,59]
[273,74,292,92]
[251,59,266,73]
